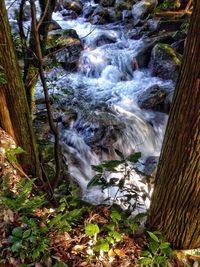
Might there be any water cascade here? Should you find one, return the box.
[6,0,174,211]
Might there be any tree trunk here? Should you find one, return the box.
[148,0,200,249]
[23,0,56,110]
[0,0,41,179]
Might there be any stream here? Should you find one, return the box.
[7,0,174,212]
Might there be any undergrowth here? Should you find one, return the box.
[0,148,173,266]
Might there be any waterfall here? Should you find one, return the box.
[49,3,173,209]
[5,0,172,210]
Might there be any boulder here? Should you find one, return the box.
[115,0,134,11]
[83,5,96,18]
[48,20,62,31]
[61,9,79,19]
[148,43,181,82]
[62,0,83,15]
[47,29,83,71]
[91,6,110,24]
[171,39,185,55]
[137,84,167,111]
[94,0,115,7]
[132,0,158,25]
[134,33,174,69]
[92,32,118,47]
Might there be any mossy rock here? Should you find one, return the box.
[149,43,181,82]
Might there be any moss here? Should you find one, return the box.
[156,0,181,10]
[156,43,181,64]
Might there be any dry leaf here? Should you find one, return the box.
[108,249,116,258]
[73,245,87,251]
[114,249,126,257]
[78,262,90,266]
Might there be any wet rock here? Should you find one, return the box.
[134,32,176,69]
[91,6,110,24]
[61,110,78,127]
[63,0,83,15]
[108,7,122,22]
[93,33,118,47]
[164,90,174,112]
[48,20,62,31]
[115,0,134,12]
[137,84,167,112]
[76,111,125,148]
[61,9,79,19]
[132,0,158,25]
[171,39,185,54]
[122,10,133,20]
[83,4,96,18]
[47,29,83,71]
[142,156,158,176]
[94,0,115,7]
[148,43,181,82]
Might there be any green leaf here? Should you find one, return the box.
[147,231,159,242]
[126,152,141,163]
[95,240,110,252]
[91,165,104,173]
[85,223,100,237]
[138,257,152,265]
[87,174,102,188]
[102,223,115,231]
[12,227,23,238]
[106,236,115,244]
[142,250,152,257]
[149,240,159,254]
[110,209,121,223]
[109,231,122,241]
[102,160,124,171]
[99,241,109,252]
[153,255,167,265]
[159,242,171,249]
[22,229,32,239]
[11,241,23,252]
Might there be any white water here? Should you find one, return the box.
[6,1,173,212]
[51,8,173,211]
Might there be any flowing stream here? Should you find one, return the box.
[6,0,173,211]
[49,5,173,210]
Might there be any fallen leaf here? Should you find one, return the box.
[114,249,126,257]
[108,249,116,258]
[73,245,87,251]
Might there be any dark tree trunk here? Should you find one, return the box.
[148,0,200,249]
[0,0,41,179]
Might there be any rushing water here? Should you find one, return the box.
[6,0,173,211]
[50,6,173,210]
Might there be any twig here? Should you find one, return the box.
[30,0,62,190]
[37,0,50,31]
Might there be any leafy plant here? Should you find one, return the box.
[9,220,49,261]
[138,231,172,266]
[88,151,152,213]
[1,178,46,214]
[84,205,140,257]
[5,146,25,163]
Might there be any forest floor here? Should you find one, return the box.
[0,128,198,267]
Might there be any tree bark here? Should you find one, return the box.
[148,0,200,249]
[0,0,41,179]
[23,0,56,110]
